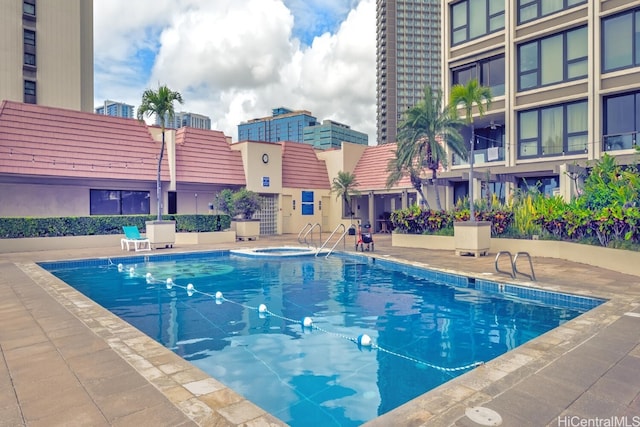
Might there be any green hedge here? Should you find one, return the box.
[0,214,231,238]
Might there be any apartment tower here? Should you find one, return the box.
[376,0,442,145]
[438,0,640,207]
[0,0,94,112]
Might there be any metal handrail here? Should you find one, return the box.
[297,223,313,245]
[495,251,515,279]
[301,223,322,249]
[317,224,347,257]
[514,252,536,281]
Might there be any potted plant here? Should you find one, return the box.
[137,84,183,249]
[217,188,262,240]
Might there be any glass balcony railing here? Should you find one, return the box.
[603,132,638,152]
[452,146,505,166]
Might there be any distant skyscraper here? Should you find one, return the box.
[157,112,211,130]
[238,107,318,143]
[0,0,94,112]
[303,120,368,150]
[95,100,134,119]
[376,0,441,144]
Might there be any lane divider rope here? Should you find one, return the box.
[120,265,484,373]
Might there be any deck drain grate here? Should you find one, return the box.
[465,406,503,426]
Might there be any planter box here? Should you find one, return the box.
[232,220,260,241]
[175,231,236,245]
[453,221,491,257]
[146,220,176,249]
[392,233,454,251]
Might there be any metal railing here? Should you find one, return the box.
[603,131,638,152]
[298,223,322,249]
[495,251,536,281]
[317,224,347,258]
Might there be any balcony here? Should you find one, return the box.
[603,132,637,152]
[452,146,505,166]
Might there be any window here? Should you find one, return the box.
[517,100,587,158]
[451,0,505,46]
[301,191,314,215]
[602,8,640,72]
[23,80,36,104]
[518,26,587,90]
[452,54,505,96]
[24,53,36,66]
[603,91,640,151]
[23,0,35,16]
[518,0,586,25]
[24,30,35,46]
[90,190,150,215]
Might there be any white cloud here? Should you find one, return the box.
[94,0,376,143]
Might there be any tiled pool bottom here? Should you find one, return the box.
[36,250,607,426]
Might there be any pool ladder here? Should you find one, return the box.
[298,222,322,249]
[495,251,536,281]
[316,224,348,257]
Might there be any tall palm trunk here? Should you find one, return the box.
[469,125,475,222]
[156,130,165,221]
[430,168,442,211]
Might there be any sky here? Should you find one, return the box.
[93,0,377,144]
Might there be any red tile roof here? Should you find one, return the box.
[175,127,245,185]
[281,141,330,189]
[0,101,164,181]
[352,143,413,190]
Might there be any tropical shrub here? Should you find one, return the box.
[217,188,262,220]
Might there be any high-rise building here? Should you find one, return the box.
[376,0,442,145]
[96,100,134,119]
[0,0,94,112]
[439,0,640,207]
[238,107,318,143]
[157,112,212,130]
[303,120,368,150]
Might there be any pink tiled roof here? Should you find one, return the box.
[174,127,245,185]
[352,143,412,190]
[281,141,330,189]
[0,101,164,180]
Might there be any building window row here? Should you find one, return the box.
[90,190,150,215]
[602,7,640,73]
[452,54,505,97]
[24,80,36,104]
[451,0,505,46]
[518,0,586,25]
[518,26,587,91]
[518,100,587,158]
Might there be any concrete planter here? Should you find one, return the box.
[392,233,454,251]
[175,231,235,245]
[232,220,260,241]
[145,220,176,249]
[453,221,492,257]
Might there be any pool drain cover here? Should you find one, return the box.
[465,407,502,426]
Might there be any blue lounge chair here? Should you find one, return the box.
[121,226,151,252]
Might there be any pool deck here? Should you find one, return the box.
[1,234,639,426]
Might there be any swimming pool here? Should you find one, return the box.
[41,251,603,426]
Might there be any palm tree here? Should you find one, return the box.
[387,86,465,210]
[450,78,492,222]
[331,171,360,220]
[137,85,184,221]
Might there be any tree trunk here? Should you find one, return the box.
[156,131,165,221]
[469,125,475,222]
[431,168,442,211]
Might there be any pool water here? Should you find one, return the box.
[43,252,600,426]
